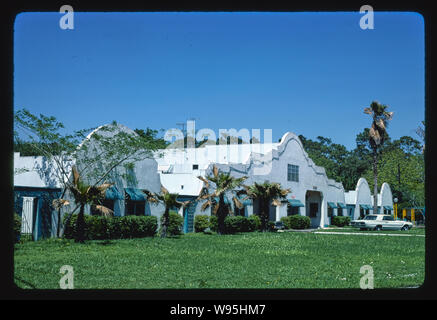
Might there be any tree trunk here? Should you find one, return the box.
[373,149,378,214]
[217,196,226,235]
[260,199,270,232]
[75,204,85,243]
[56,209,61,238]
[161,207,169,238]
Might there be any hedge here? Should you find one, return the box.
[331,216,351,227]
[63,214,158,240]
[280,215,311,230]
[248,215,261,231]
[194,215,210,232]
[209,215,218,232]
[160,211,184,236]
[14,213,21,242]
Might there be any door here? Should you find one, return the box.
[21,197,35,234]
[309,202,319,227]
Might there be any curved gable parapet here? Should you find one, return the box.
[380,182,392,196]
[78,123,138,149]
[208,131,343,189]
[355,177,372,203]
[380,182,393,206]
[355,177,370,192]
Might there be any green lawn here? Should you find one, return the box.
[14,231,425,289]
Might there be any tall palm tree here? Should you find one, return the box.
[364,101,394,215]
[143,186,190,238]
[240,181,290,231]
[55,165,114,242]
[197,165,247,234]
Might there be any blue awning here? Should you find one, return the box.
[360,204,372,210]
[124,188,146,201]
[383,205,393,210]
[237,196,252,206]
[288,199,304,207]
[327,202,338,209]
[106,186,123,200]
[337,202,347,208]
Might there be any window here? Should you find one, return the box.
[383,215,394,221]
[337,208,343,216]
[287,164,299,182]
[235,207,245,216]
[287,205,299,216]
[192,164,199,170]
[364,215,378,220]
[125,200,145,216]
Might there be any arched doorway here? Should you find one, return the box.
[305,190,323,228]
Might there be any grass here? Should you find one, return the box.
[14,231,425,289]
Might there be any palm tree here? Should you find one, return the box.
[55,165,114,242]
[240,181,290,231]
[197,165,247,234]
[143,186,190,238]
[364,101,394,215]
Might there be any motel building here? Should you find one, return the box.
[13,123,395,238]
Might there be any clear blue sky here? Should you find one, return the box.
[14,12,424,150]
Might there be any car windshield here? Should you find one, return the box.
[364,215,377,220]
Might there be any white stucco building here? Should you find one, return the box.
[14,123,395,235]
[344,178,394,219]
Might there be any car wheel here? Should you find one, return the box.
[401,225,409,231]
[374,226,382,231]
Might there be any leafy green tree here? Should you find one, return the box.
[240,181,290,232]
[143,186,190,238]
[14,109,163,239]
[364,145,424,209]
[363,101,394,214]
[197,166,247,235]
[134,127,169,149]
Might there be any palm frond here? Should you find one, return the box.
[93,205,114,217]
[197,176,210,189]
[213,165,219,178]
[363,107,373,115]
[233,196,243,209]
[72,165,80,186]
[52,199,70,210]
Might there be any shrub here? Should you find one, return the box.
[161,211,184,236]
[224,216,250,234]
[267,221,276,232]
[194,215,210,232]
[331,216,351,227]
[86,215,109,240]
[13,213,21,242]
[63,214,157,240]
[209,215,218,232]
[247,215,261,231]
[281,215,311,230]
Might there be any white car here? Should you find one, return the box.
[350,214,413,231]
